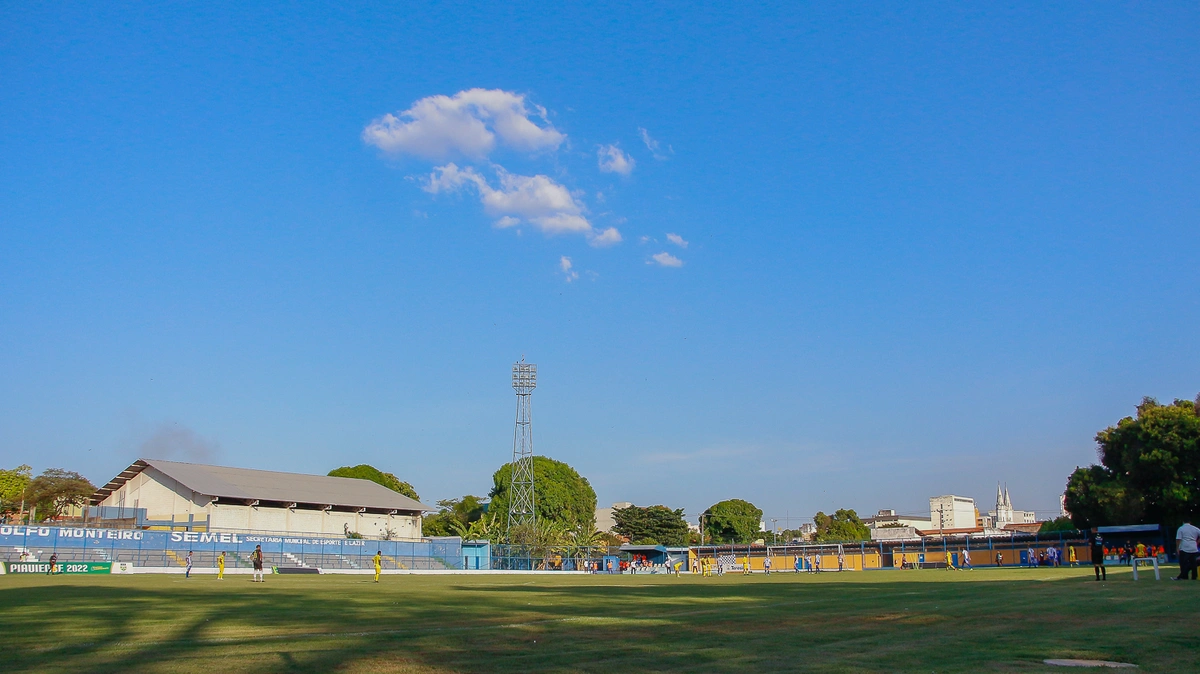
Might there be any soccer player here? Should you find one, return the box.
[1068,545,1077,566]
[47,553,57,575]
[764,556,772,575]
[1091,531,1106,581]
[217,551,226,580]
[1135,541,1147,559]
[373,550,382,583]
[838,551,845,572]
[742,555,750,575]
[252,544,265,582]
[961,548,972,570]
[185,551,193,579]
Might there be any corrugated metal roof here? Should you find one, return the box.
[93,458,432,512]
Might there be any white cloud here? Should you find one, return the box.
[597,144,635,175]
[650,251,683,267]
[424,163,621,241]
[639,235,651,244]
[363,89,565,160]
[559,256,579,282]
[588,227,622,248]
[638,127,673,160]
[666,233,688,248]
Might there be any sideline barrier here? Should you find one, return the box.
[0,525,461,572]
[1131,556,1160,581]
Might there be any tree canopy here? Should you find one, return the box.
[1038,516,1076,534]
[422,495,488,537]
[1065,395,1200,529]
[813,509,870,542]
[328,465,420,501]
[702,499,762,544]
[489,456,597,533]
[25,469,95,520]
[612,504,689,546]
[0,464,32,514]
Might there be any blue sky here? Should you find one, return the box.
[2,3,1198,525]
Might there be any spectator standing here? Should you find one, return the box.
[1175,520,1200,581]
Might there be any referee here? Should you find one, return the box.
[1091,530,1106,581]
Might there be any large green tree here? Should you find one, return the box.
[328,464,420,501]
[1065,395,1200,529]
[422,495,488,537]
[0,464,32,515]
[612,504,689,546]
[702,499,762,544]
[489,456,596,532]
[24,469,95,520]
[813,509,870,542]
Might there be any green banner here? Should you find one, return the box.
[5,561,112,574]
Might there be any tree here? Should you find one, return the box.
[612,504,689,546]
[422,495,487,537]
[489,456,597,533]
[702,499,762,544]
[1065,395,1200,529]
[0,465,32,515]
[24,469,95,520]
[328,465,420,501]
[1038,516,1077,534]
[813,509,870,542]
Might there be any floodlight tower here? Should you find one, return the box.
[507,359,537,540]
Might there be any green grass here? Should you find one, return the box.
[2,566,1196,673]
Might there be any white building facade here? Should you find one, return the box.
[929,495,978,530]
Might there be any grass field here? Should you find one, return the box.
[2,566,1196,673]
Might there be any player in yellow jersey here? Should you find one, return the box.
[742,555,751,575]
[373,550,382,583]
[217,551,225,580]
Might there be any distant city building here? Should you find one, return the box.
[595,502,632,534]
[929,495,977,530]
[986,484,1036,528]
[864,509,933,530]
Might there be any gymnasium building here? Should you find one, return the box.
[90,458,432,539]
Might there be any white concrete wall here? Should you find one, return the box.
[99,467,207,523]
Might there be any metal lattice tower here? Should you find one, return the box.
[507,359,537,540]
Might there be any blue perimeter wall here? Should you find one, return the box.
[0,525,463,569]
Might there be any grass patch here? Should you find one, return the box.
[2,567,1196,672]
